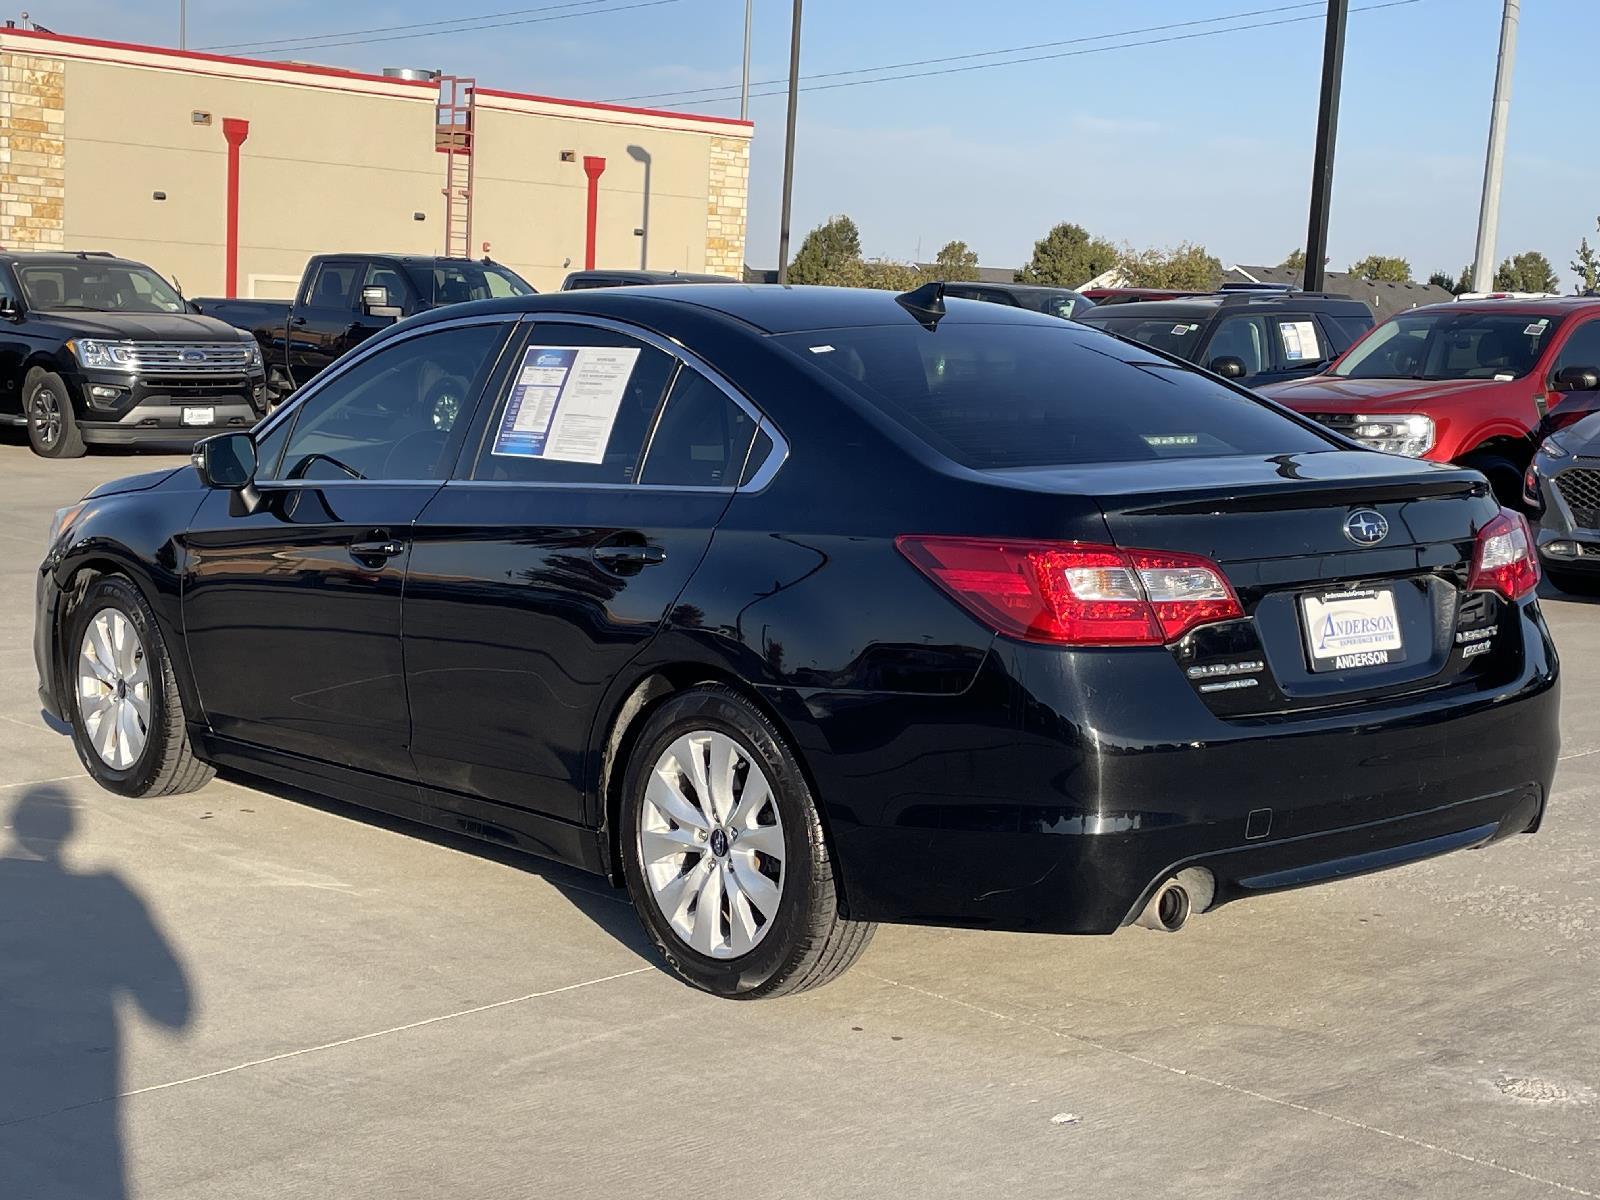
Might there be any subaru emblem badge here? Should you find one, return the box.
[1343,509,1389,546]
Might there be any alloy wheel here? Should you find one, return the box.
[77,609,152,770]
[637,730,786,959]
[30,386,61,448]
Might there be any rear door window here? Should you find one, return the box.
[1203,315,1271,375]
[778,323,1333,469]
[638,367,759,488]
[1086,315,1206,359]
[470,324,675,484]
[305,260,362,310]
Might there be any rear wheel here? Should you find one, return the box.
[620,685,875,998]
[65,575,214,797]
[25,369,85,459]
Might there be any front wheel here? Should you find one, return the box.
[1463,453,1524,509]
[25,369,85,458]
[65,575,215,797]
[620,685,875,999]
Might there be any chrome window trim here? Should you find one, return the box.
[249,311,519,445]
[477,312,788,493]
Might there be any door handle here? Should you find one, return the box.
[290,315,307,327]
[349,532,405,565]
[592,543,667,570]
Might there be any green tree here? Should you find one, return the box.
[931,239,980,282]
[1573,219,1599,294]
[1493,250,1559,293]
[1348,255,1413,283]
[788,214,863,286]
[1016,222,1118,287]
[1427,269,1456,291]
[860,258,926,291]
[1455,265,1476,294]
[1118,241,1223,291]
[1281,248,1306,271]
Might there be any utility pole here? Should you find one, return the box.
[1472,0,1519,294]
[1302,0,1347,293]
[776,0,802,284]
[179,0,187,49]
[740,0,753,122]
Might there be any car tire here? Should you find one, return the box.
[620,684,875,999]
[1544,566,1600,596]
[25,369,86,459]
[1464,452,1523,509]
[65,575,215,797]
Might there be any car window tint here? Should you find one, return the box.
[472,324,674,484]
[252,414,292,480]
[1320,312,1373,354]
[1207,315,1270,375]
[363,262,408,304]
[1085,315,1206,358]
[307,261,361,309]
[639,367,758,488]
[778,323,1333,470]
[270,323,504,482]
[1556,320,1600,372]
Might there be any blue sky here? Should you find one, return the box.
[30,0,1600,283]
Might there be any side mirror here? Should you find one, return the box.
[1209,355,1248,380]
[361,285,403,318]
[192,431,257,490]
[1553,364,1600,392]
[0,295,19,320]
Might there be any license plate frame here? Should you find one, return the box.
[1300,586,1405,672]
[181,406,215,427]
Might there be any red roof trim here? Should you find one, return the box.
[0,26,750,128]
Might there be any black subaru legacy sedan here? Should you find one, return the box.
[34,284,1559,998]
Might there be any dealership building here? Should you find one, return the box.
[0,27,752,295]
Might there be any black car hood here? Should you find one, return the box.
[84,467,185,499]
[32,309,247,341]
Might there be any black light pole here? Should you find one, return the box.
[1302,0,1348,293]
[776,0,803,284]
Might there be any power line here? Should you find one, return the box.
[643,0,1422,110]
[221,0,689,59]
[605,1,1325,104]
[201,1,612,54]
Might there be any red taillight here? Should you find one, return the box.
[895,536,1243,646]
[1467,508,1540,601]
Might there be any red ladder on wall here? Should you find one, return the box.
[436,76,476,258]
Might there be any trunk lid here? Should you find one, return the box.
[1001,450,1513,717]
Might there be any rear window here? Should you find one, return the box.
[776,324,1333,470]
[1082,315,1206,357]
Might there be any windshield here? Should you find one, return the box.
[1017,290,1092,319]
[1332,311,1560,381]
[411,261,535,305]
[17,261,186,313]
[776,323,1333,470]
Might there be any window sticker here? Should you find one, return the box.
[491,345,641,464]
[1279,320,1321,362]
[809,344,835,354]
[1525,320,1550,337]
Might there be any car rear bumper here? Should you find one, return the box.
[790,600,1560,934]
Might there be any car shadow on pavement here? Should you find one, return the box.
[0,783,193,1200]
[214,768,664,971]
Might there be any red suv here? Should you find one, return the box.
[1259,297,1600,504]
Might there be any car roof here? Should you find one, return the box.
[406,284,1077,335]
[1408,296,1600,318]
[0,250,139,266]
[564,269,733,283]
[1079,292,1368,320]
[945,281,1082,297]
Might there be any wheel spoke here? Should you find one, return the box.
[127,687,152,728]
[666,735,712,816]
[736,822,784,859]
[689,864,725,956]
[87,616,117,677]
[729,852,781,917]
[117,702,144,767]
[655,856,709,931]
[725,871,760,956]
[640,826,701,864]
[645,768,708,832]
[707,734,738,825]
[93,703,118,763]
[728,768,771,831]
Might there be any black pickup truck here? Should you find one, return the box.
[196,253,534,402]
[1,250,268,458]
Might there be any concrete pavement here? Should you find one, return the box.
[1,439,1596,1199]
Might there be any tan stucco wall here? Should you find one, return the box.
[0,32,752,297]
[0,51,66,250]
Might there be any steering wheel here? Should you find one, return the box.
[287,452,365,481]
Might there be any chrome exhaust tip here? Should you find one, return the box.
[1134,868,1215,933]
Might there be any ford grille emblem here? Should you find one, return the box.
[1343,509,1389,546]
[179,349,205,364]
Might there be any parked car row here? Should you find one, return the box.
[36,280,1559,998]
